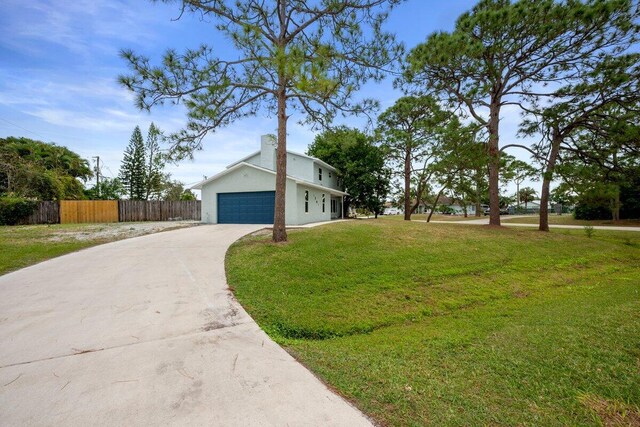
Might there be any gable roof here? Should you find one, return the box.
[191,162,347,196]
[225,149,337,172]
[287,149,337,172]
[225,150,260,169]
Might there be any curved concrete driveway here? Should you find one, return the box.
[0,225,371,426]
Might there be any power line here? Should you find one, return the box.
[103,166,116,179]
[0,116,50,141]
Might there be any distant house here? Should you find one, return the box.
[192,135,347,225]
[385,197,484,216]
[438,197,479,216]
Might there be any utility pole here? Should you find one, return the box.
[93,156,101,198]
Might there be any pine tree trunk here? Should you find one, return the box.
[426,190,443,223]
[612,185,620,221]
[272,85,288,243]
[539,130,561,232]
[404,148,411,221]
[487,104,501,226]
[612,153,620,221]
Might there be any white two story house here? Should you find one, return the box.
[192,135,346,225]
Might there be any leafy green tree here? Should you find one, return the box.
[119,126,146,200]
[550,183,577,209]
[550,117,640,221]
[522,54,640,229]
[308,127,390,217]
[501,155,539,209]
[160,178,197,201]
[422,119,483,222]
[0,137,91,200]
[403,0,639,226]
[180,189,197,201]
[119,0,403,242]
[85,177,124,200]
[376,96,449,220]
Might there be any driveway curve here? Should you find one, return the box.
[0,224,371,426]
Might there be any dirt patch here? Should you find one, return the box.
[579,394,640,426]
[49,221,199,242]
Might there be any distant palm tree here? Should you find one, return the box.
[518,187,538,210]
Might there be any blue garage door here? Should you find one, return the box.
[217,191,275,224]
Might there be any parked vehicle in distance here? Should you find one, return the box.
[482,204,511,215]
[383,207,403,215]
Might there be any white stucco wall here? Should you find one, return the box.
[285,152,313,182]
[200,165,299,225]
[242,153,261,168]
[312,163,338,188]
[296,184,332,225]
[243,147,339,192]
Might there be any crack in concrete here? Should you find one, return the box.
[0,321,251,370]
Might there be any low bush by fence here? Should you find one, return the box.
[14,200,201,225]
[18,201,59,225]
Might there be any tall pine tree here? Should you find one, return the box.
[144,123,165,200]
[119,126,146,200]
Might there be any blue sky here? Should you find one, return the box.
[0,0,530,194]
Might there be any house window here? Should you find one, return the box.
[322,194,325,213]
[331,199,337,213]
[305,190,309,213]
[318,168,323,181]
[329,172,332,178]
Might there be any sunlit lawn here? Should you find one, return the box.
[501,215,640,227]
[0,222,193,275]
[382,213,482,221]
[0,224,102,275]
[227,219,640,426]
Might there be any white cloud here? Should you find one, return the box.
[0,0,170,57]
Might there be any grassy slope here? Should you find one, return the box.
[501,215,640,227]
[227,219,640,426]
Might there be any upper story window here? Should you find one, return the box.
[329,172,332,178]
[304,190,309,213]
[318,168,323,181]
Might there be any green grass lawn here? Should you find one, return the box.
[382,213,482,222]
[502,215,640,227]
[0,224,102,275]
[0,222,194,276]
[227,220,640,426]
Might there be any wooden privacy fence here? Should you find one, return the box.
[119,200,201,222]
[15,200,201,224]
[60,200,119,224]
[18,201,60,225]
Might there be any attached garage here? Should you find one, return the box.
[217,191,275,224]
[192,141,347,226]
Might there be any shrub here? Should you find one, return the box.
[574,202,611,220]
[0,196,37,225]
[583,225,595,238]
